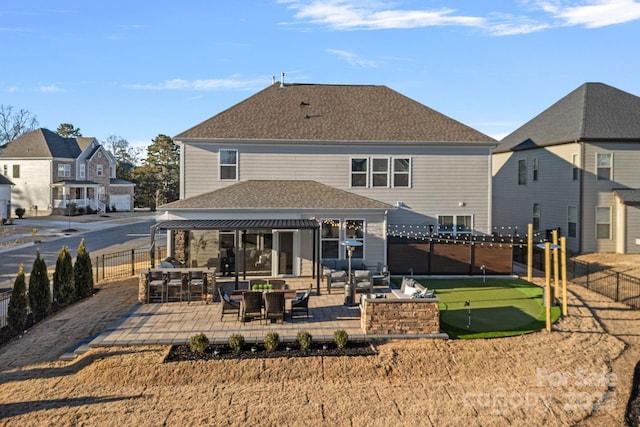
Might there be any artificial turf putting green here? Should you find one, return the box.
[415,278,561,339]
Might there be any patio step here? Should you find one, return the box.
[59,337,94,361]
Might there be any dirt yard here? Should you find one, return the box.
[0,261,639,425]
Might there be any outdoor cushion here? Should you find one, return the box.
[331,271,347,278]
[403,285,417,296]
[354,270,370,277]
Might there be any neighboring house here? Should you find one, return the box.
[492,82,640,254]
[0,174,14,222]
[0,128,135,214]
[160,80,495,279]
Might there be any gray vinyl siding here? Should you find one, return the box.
[625,205,640,254]
[582,142,640,253]
[492,143,581,252]
[0,159,53,211]
[181,142,492,235]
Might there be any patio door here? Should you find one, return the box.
[273,230,297,277]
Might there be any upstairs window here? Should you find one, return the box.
[371,158,389,187]
[2,165,6,176]
[219,149,238,180]
[518,159,527,185]
[351,158,368,187]
[96,164,104,177]
[533,157,539,181]
[572,153,579,181]
[79,164,86,179]
[58,164,71,178]
[12,165,19,178]
[393,158,411,187]
[596,153,612,180]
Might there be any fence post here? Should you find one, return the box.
[586,262,590,289]
[615,272,620,302]
[94,256,98,284]
[131,249,135,276]
[102,254,105,281]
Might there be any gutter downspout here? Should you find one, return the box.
[579,140,585,254]
[383,210,388,266]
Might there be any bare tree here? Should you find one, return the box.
[0,105,39,146]
[105,135,142,180]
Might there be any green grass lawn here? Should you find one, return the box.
[407,278,561,339]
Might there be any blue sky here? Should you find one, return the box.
[2,0,640,151]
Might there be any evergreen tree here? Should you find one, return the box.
[7,264,28,333]
[74,238,94,299]
[53,246,75,305]
[130,134,179,209]
[28,251,51,322]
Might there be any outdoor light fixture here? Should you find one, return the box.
[341,240,363,306]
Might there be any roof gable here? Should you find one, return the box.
[175,83,494,143]
[496,83,640,153]
[162,180,394,210]
[0,128,82,158]
[0,175,14,186]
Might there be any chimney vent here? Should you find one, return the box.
[280,72,285,88]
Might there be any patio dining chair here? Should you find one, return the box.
[147,270,166,303]
[250,278,268,289]
[291,286,311,320]
[264,291,286,324]
[218,288,240,321]
[268,279,287,290]
[241,291,264,324]
[166,271,185,302]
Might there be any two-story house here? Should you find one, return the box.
[0,174,13,222]
[0,128,135,215]
[157,80,496,280]
[492,82,640,254]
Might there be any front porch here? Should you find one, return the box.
[52,180,106,214]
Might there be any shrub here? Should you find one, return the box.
[29,251,51,322]
[334,329,349,349]
[264,331,280,352]
[53,246,75,306]
[14,207,25,219]
[66,203,77,216]
[85,206,95,214]
[190,333,209,353]
[77,207,85,215]
[228,333,245,353]
[74,238,94,299]
[296,330,313,351]
[7,264,28,333]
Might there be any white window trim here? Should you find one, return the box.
[437,214,473,236]
[596,152,613,181]
[571,153,579,181]
[567,205,577,238]
[392,157,412,188]
[219,149,238,181]
[518,159,527,185]
[320,218,341,260]
[371,157,390,188]
[58,164,71,178]
[96,164,104,177]
[350,157,368,188]
[532,157,539,182]
[79,164,86,179]
[344,218,366,259]
[595,206,612,240]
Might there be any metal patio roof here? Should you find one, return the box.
[155,219,320,230]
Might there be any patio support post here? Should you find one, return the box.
[234,229,240,290]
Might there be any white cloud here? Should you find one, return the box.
[281,0,640,35]
[326,49,378,67]
[130,75,268,91]
[283,0,485,30]
[38,85,64,93]
[542,0,640,28]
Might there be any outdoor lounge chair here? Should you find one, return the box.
[353,270,373,294]
[241,291,264,324]
[218,288,240,321]
[326,270,348,294]
[147,270,166,303]
[264,291,286,323]
[291,287,311,320]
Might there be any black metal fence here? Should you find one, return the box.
[93,246,166,283]
[566,258,640,309]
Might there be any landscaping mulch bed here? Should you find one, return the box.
[165,340,377,362]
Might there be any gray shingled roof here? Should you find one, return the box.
[495,83,640,153]
[614,189,640,205]
[162,180,394,210]
[175,83,495,143]
[0,175,14,186]
[157,219,319,230]
[0,128,83,158]
[110,178,135,185]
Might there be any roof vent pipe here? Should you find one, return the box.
[280,72,285,88]
[272,75,275,85]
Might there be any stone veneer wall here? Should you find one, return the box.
[360,298,440,335]
[173,230,189,264]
